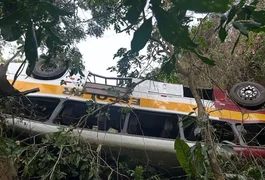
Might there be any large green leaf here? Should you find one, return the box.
[249,26,265,33]
[182,112,196,128]
[218,27,227,42]
[235,5,255,21]
[231,34,241,54]
[125,0,147,25]
[232,20,262,35]
[160,56,176,75]
[219,14,227,27]
[0,11,22,28]
[42,2,73,16]
[233,21,248,37]
[189,142,205,177]
[252,11,265,25]
[38,2,73,22]
[46,27,66,45]
[174,0,230,13]
[219,0,246,28]
[174,138,192,176]
[45,36,54,49]
[233,20,264,37]
[240,21,261,30]
[250,0,259,6]
[25,21,38,74]
[151,4,197,49]
[131,18,152,53]
[192,50,215,65]
[35,27,44,47]
[1,24,23,42]
[225,5,239,26]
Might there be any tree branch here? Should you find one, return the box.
[12,59,26,85]
[186,54,224,180]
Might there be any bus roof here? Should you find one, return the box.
[6,62,265,123]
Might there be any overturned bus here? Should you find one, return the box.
[3,61,265,172]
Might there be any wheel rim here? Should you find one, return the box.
[40,62,58,73]
[237,85,260,101]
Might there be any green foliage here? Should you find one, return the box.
[151,2,197,49]
[134,166,144,179]
[175,138,192,175]
[174,0,230,13]
[24,21,38,73]
[131,18,153,53]
[117,160,164,180]
[174,114,265,180]
[114,0,235,77]
[0,11,22,28]
[0,1,74,72]
[233,21,249,37]
[240,21,262,30]
[0,128,170,179]
[21,130,97,179]
[160,57,176,76]
[108,47,142,78]
[3,0,265,179]
[40,1,73,19]
[0,0,125,76]
[217,0,265,43]
[174,138,211,179]
[191,49,215,65]
[219,149,265,179]
[181,112,196,128]
[110,1,265,180]
[46,27,66,46]
[125,0,147,25]
[174,135,265,180]
[149,67,180,84]
[1,24,23,42]
[218,27,228,42]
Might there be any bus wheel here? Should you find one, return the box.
[229,81,265,108]
[27,58,68,80]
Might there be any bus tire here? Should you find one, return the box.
[229,81,265,108]
[28,58,68,80]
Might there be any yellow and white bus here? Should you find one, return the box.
[4,61,265,171]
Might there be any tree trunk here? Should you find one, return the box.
[162,39,224,179]
[187,71,224,180]
[0,77,20,97]
[0,51,21,97]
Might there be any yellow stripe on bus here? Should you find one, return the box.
[10,80,265,122]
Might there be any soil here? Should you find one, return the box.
[0,156,18,180]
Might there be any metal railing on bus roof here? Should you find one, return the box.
[83,71,133,97]
[86,71,133,86]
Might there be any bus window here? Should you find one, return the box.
[3,96,60,122]
[95,106,126,132]
[212,121,236,143]
[183,87,213,100]
[127,110,179,139]
[184,120,236,143]
[238,124,265,146]
[55,100,126,132]
[57,101,88,126]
